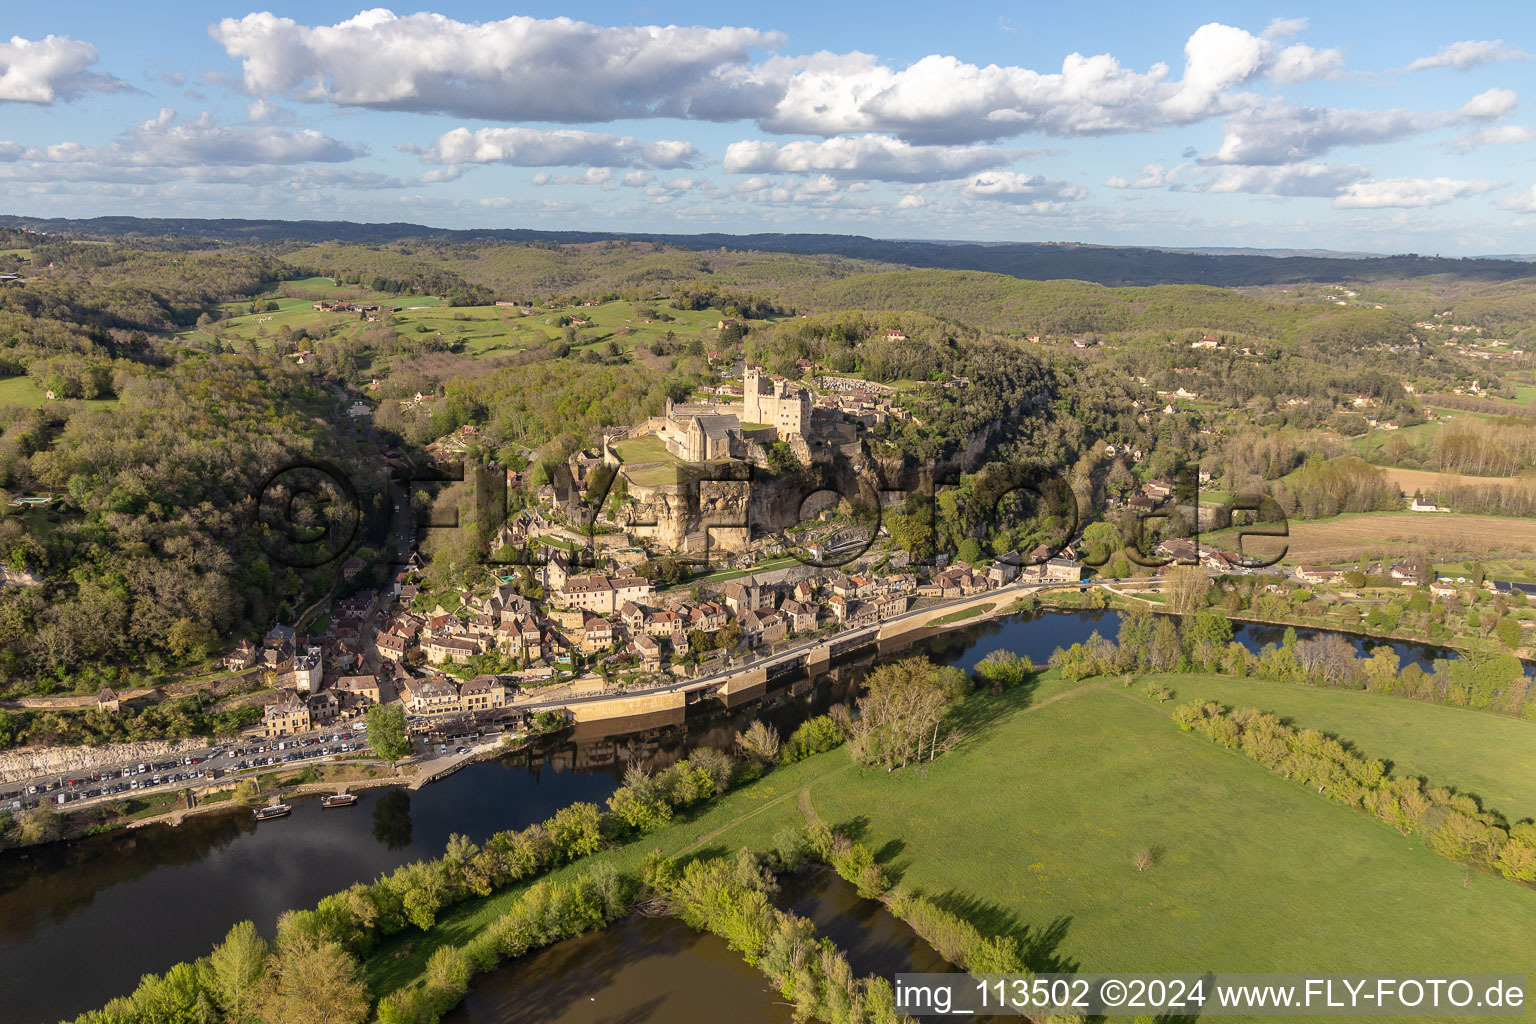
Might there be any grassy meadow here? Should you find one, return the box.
[363,670,1536,1008]
[1138,672,1536,820]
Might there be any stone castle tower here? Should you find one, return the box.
[743,364,810,438]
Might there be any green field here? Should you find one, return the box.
[0,375,121,411]
[804,681,1536,977]
[365,672,1536,1005]
[1141,673,1536,818]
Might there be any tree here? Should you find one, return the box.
[255,934,369,1024]
[1494,616,1523,649]
[209,920,269,1021]
[14,803,61,845]
[973,649,1032,694]
[366,703,412,765]
[735,720,781,763]
[1164,565,1211,614]
[847,657,957,770]
[548,802,604,859]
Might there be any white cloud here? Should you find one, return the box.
[210,10,781,122]
[0,34,126,103]
[530,167,613,186]
[622,170,655,188]
[212,14,1342,146]
[1207,91,1516,165]
[959,171,1088,205]
[1261,18,1309,41]
[1106,163,1190,189]
[1498,185,1536,213]
[411,126,701,169]
[115,108,363,166]
[722,134,1022,182]
[1447,124,1536,153]
[1404,40,1531,72]
[1459,87,1519,119]
[0,109,367,185]
[1333,176,1503,209]
[1186,162,1369,197]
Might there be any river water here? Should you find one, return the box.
[0,610,1468,1023]
[442,868,954,1024]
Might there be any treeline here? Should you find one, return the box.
[1267,455,1402,519]
[655,848,909,1024]
[1172,700,1536,886]
[1432,419,1536,476]
[1050,609,1532,720]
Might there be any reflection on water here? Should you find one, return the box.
[444,913,792,1024]
[445,868,952,1024]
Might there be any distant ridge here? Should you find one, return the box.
[3,214,1533,288]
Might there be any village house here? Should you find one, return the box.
[877,592,909,618]
[376,630,409,662]
[1295,565,1347,585]
[224,639,259,671]
[403,677,462,719]
[263,696,311,738]
[781,599,818,633]
[741,608,788,646]
[460,675,507,713]
[97,687,120,713]
[723,577,774,614]
[689,601,728,632]
[582,615,615,652]
[306,689,340,725]
[845,600,880,628]
[333,675,381,705]
[634,634,663,665]
[423,635,480,666]
[645,609,686,641]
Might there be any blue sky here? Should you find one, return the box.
[2,2,1534,253]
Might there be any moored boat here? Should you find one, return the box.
[252,803,291,821]
[320,793,357,808]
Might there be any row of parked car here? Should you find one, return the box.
[1,729,375,811]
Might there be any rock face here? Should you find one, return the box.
[0,738,208,785]
[621,480,752,553]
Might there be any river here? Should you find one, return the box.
[0,609,1470,1023]
[442,867,954,1024]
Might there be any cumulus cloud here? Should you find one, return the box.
[959,171,1087,205]
[759,23,1337,144]
[0,109,367,185]
[1185,162,1369,197]
[722,134,1023,182]
[1333,176,1504,208]
[210,10,781,121]
[410,126,701,169]
[1446,123,1536,153]
[1207,90,1518,165]
[1405,40,1531,72]
[212,13,1343,145]
[1498,185,1536,213]
[0,34,127,103]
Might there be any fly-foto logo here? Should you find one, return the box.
[241,452,1289,576]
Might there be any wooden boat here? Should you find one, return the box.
[252,803,292,821]
[321,793,357,808]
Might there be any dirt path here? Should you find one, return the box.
[681,761,856,854]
